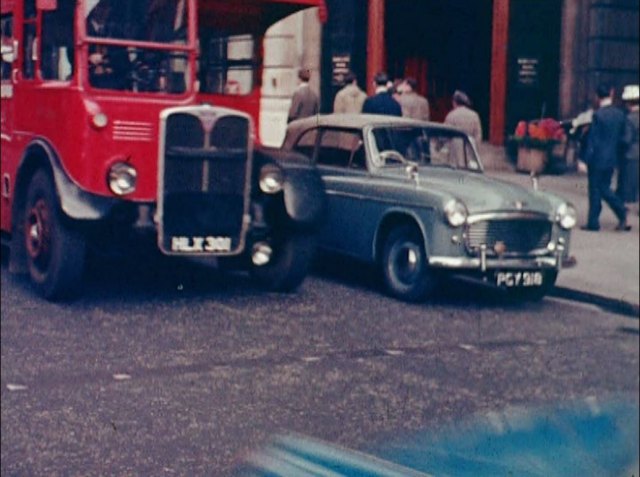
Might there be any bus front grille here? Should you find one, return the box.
[158,108,253,255]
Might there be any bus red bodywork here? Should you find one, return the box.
[0,0,326,299]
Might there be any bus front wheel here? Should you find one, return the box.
[251,231,316,292]
[23,170,86,300]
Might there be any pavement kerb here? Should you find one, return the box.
[551,287,640,318]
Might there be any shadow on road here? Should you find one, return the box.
[311,251,539,311]
[3,244,551,313]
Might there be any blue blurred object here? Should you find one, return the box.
[235,398,639,477]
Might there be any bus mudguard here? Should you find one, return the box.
[18,139,118,221]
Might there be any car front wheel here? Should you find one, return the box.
[381,225,435,302]
[24,170,86,300]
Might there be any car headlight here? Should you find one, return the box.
[557,202,577,229]
[108,162,137,196]
[444,199,468,227]
[259,164,283,194]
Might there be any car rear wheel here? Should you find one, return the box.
[251,231,317,292]
[24,170,86,300]
[381,225,435,302]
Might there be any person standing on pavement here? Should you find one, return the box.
[287,68,319,123]
[444,90,482,145]
[618,84,639,205]
[397,77,430,121]
[333,71,367,114]
[582,83,631,231]
[362,72,402,117]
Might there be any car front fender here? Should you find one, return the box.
[255,148,326,228]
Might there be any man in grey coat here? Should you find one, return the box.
[444,90,482,145]
[288,69,319,123]
[333,71,367,114]
[397,77,430,121]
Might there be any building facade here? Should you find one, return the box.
[259,1,639,146]
[320,0,639,144]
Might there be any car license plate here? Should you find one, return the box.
[495,271,543,288]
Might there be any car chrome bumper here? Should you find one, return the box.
[429,254,577,271]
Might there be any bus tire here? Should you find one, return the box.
[24,170,86,300]
[251,231,316,292]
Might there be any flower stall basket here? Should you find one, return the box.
[516,146,548,174]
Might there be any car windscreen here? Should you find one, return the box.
[370,126,481,171]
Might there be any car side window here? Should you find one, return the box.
[317,129,364,169]
[292,128,319,160]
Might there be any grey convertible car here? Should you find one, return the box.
[282,114,577,302]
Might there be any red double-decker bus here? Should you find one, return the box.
[1,0,326,300]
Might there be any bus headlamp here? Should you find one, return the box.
[91,112,109,129]
[259,164,284,194]
[444,199,468,227]
[108,162,137,196]
[557,202,577,229]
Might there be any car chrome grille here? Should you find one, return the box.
[466,219,552,255]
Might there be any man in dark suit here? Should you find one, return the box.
[583,84,631,231]
[362,72,402,117]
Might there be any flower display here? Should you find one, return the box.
[512,118,565,147]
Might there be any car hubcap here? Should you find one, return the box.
[392,242,421,285]
[25,199,52,271]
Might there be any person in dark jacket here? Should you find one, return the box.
[618,84,639,204]
[583,84,630,231]
[362,72,402,117]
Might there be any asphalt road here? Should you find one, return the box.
[2,252,638,476]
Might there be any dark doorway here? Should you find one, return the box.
[385,0,493,135]
[506,0,562,135]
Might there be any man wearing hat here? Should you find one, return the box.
[362,72,402,117]
[619,84,639,204]
[444,90,482,145]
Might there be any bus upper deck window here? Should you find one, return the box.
[199,32,256,96]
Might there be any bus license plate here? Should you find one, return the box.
[495,271,543,288]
